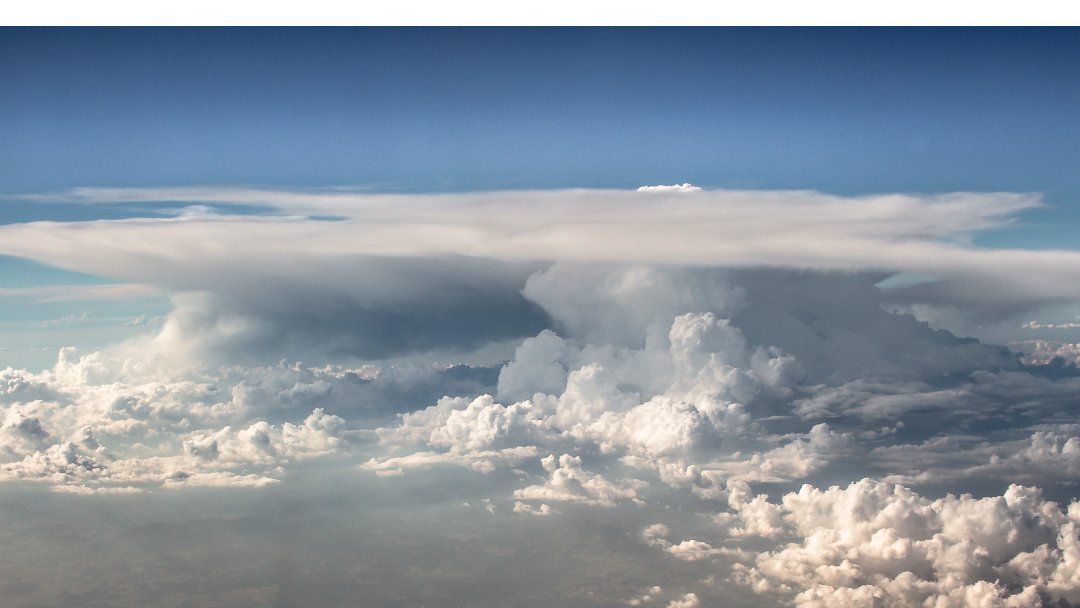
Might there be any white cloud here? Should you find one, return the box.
[512,501,554,516]
[625,585,663,606]
[512,454,645,507]
[1015,340,1080,366]
[874,430,1080,486]
[0,410,53,457]
[0,404,345,493]
[182,408,345,465]
[1,205,1080,607]
[667,539,726,561]
[643,523,672,547]
[636,183,702,192]
[728,479,1080,607]
[163,471,280,488]
[2,187,1072,326]
[360,446,540,477]
[9,175,1080,608]
[665,593,700,608]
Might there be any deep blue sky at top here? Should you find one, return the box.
[2,27,1079,247]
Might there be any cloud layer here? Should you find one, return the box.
[2,186,1080,606]
[5,187,1079,322]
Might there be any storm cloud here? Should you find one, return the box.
[1,187,1079,607]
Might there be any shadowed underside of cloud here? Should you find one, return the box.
[1,186,1079,606]
[141,256,552,363]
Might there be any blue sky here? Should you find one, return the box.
[2,28,1077,211]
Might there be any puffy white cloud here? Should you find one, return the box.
[429,394,544,454]
[0,410,53,457]
[643,523,672,547]
[0,344,375,492]
[727,479,1080,607]
[1016,340,1080,366]
[665,538,726,562]
[670,424,852,488]
[0,405,344,493]
[521,264,745,350]
[665,592,700,608]
[0,440,107,486]
[636,184,702,192]
[625,585,664,606]
[512,454,645,507]
[370,309,800,487]
[512,501,554,516]
[182,408,345,465]
[718,480,788,539]
[496,330,576,402]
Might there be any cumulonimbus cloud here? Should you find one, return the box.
[1,195,1079,606]
[0,186,1072,316]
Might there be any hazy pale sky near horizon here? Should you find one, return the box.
[2,28,1080,608]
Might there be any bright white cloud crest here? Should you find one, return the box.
[3,187,1075,314]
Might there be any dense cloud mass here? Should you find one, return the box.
[722,481,1080,606]
[2,187,1080,606]
[6,187,1080,348]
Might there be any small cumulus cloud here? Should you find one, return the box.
[636,183,703,192]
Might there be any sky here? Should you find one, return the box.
[2,27,1080,608]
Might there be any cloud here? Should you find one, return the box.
[665,593,700,608]
[0,283,162,303]
[2,189,1080,607]
[0,405,345,492]
[4,259,1076,506]
[512,453,645,507]
[182,408,346,465]
[1023,320,1080,330]
[366,309,799,489]
[625,585,663,606]
[649,529,731,561]
[0,410,52,457]
[873,430,1080,487]
[0,347,505,492]
[1017,340,1080,366]
[636,184,703,192]
[132,262,549,364]
[361,446,540,477]
[0,187,1073,335]
[512,501,554,516]
[727,479,1080,607]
